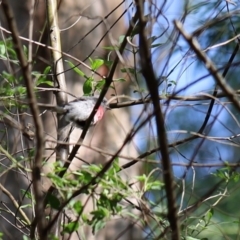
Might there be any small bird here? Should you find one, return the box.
[41,96,108,129]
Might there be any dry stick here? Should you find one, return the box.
[1,202,30,235]
[0,110,35,140]
[135,1,180,240]
[44,0,68,238]
[1,0,45,239]
[0,183,31,226]
[108,91,240,108]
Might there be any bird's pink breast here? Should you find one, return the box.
[94,106,105,124]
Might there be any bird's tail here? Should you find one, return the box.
[38,103,66,114]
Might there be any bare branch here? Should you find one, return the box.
[1,0,45,238]
[136,1,180,239]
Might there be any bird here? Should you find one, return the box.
[40,96,108,129]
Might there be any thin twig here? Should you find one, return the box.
[174,21,240,113]
[0,183,31,226]
[1,0,45,238]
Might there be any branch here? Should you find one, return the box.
[0,110,35,140]
[135,1,180,239]
[43,0,68,237]
[174,20,240,113]
[1,1,45,238]
[0,183,31,226]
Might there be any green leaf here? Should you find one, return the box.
[62,221,79,234]
[66,60,85,77]
[2,71,15,83]
[136,174,147,182]
[185,237,201,240]
[120,67,135,74]
[104,59,113,68]
[46,194,61,210]
[112,158,121,171]
[234,174,240,182]
[169,80,176,85]
[130,14,150,38]
[20,189,32,200]
[47,173,65,188]
[15,86,27,95]
[20,204,32,209]
[95,79,105,91]
[33,70,53,87]
[205,208,214,224]
[92,220,106,234]
[23,235,30,240]
[73,201,83,215]
[91,59,104,71]
[91,206,109,219]
[81,214,88,223]
[146,180,164,191]
[113,78,126,82]
[151,43,162,48]
[88,164,102,173]
[83,77,93,95]
[118,35,125,44]
[89,57,93,65]
[43,66,51,75]
[102,46,119,50]
[36,78,53,87]
[23,45,28,56]
[0,43,6,55]
[131,25,140,37]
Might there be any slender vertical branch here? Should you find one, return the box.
[45,0,68,238]
[1,0,45,239]
[135,1,180,239]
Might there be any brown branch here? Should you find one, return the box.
[43,0,68,238]
[107,91,240,108]
[0,110,35,140]
[0,183,31,226]
[174,20,240,113]
[1,0,45,239]
[135,1,180,239]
